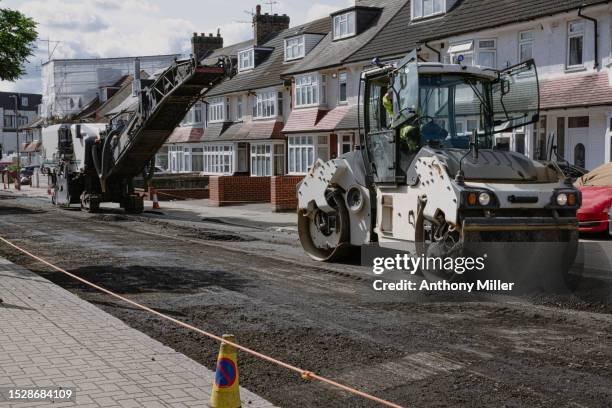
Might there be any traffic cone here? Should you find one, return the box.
[209,334,241,408]
[151,188,160,210]
[47,183,52,195]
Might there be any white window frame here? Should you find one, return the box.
[412,0,445,20]
[250,142,286,176]
[288,135,314,174]
[203,144,234,175]
[477,39,496,68]
[338,71,348,104]
[567,20,585,69]
[447,41,474,65]
[208,97,225,123]
[285,35,305,61]
[21,96,28,107]
[237,97,243,121]
[519,30,535,62]
[253,91,277,119]
[238,48,255,72]
[295,73,327,107]
[333,12,356,40]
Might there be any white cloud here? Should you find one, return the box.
[5,0,353,93]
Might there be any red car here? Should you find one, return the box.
[576,163,612,235]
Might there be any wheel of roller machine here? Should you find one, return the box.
[415,210,464,283]
[123,194,144,215]
[80,193,101,213]
[298,189,352,262]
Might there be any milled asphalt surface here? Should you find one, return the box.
[0,192,611,407]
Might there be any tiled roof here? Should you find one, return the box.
[540,72,612,110]
[203,120,284,142]
[203,122,231,141]
[348,0,608,64]
[221,120,284,141]
[205,18,331,97]
[167,126,204,144]
[283,104,359,133]
[282,0,407,76]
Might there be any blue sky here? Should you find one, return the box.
[0,0,352,93]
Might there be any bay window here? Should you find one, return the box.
[209,97,225,122]
[567,21,585,68]
[333,12,356,40]
[288,135,329,174]
[250,143,285,176]
[285,36,305,61]
[288,136,314,174]
[203,144,234,175]
[251,144,271,176]
[295,74,326,107]
[253,91,277,119]
[238,48,254,72]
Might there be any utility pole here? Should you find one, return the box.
[11,94,21,191]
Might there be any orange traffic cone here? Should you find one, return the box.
[151,188,160,210]
[209,334,241,408]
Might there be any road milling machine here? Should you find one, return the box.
[297,51,581,282]
[42,57,232,213]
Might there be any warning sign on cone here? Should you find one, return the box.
[209,334,241,408]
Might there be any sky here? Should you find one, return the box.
[0,0,353,94]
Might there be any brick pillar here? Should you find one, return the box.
[271,176,304,212]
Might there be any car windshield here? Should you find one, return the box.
[417,74,493,149]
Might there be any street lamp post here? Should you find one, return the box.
[11,94,21,191]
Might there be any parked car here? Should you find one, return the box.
[576,163,612,235]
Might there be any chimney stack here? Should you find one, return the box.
[191,31,224,62]
[253,4,290,46]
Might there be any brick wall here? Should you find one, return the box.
[271,176,304,212]
[209,176,271,206]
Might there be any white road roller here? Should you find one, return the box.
[297,52,581,281]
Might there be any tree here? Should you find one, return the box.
[0,2,37,82]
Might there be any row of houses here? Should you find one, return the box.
[168,0,612,182]
[32,0,612,205]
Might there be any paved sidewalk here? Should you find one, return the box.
[0,257,278,408]
[4,186,297,229]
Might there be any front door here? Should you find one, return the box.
[567,117,590,169]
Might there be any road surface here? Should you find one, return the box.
[0,193,611,407]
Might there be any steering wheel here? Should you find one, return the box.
[416,115,435,126]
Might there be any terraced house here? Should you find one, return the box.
[349,0,612,171]
[168,0,612,207]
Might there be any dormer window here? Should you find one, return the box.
[285,36,305,61]
[238,48,254,72]
[333,12,356,40]
[412,0,444,20]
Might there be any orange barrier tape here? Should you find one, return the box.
[0,235,404,408]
